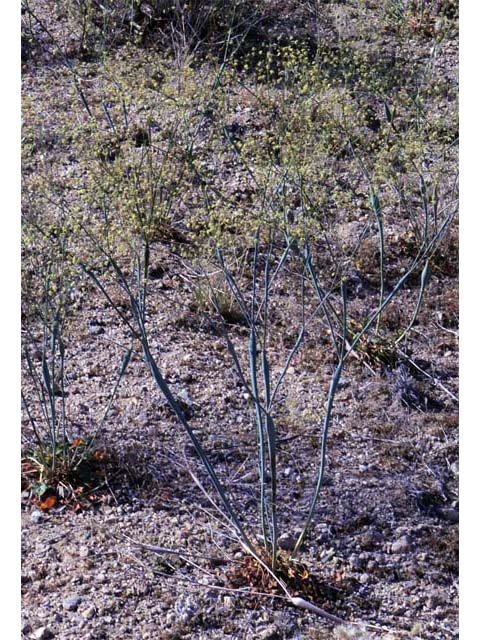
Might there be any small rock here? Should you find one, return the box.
[257,624,280,640]
[278,533,296,551]
[360,527,384,549]
[437,507,459,523]
[165,611,176,626]
[176,388,195,407]
[449,461,459,476]
[349,554,365,571]
[391,535,412,554]
[88,324,104,335]
[174,595,197,624]
[81,605,96,620]
[30,627,53,640]
[63,595,82,611]
[22,621,32,634]
[359,573,370,585]
[31,510,43,524]
[428,588,447,608]
[148,263,165,279]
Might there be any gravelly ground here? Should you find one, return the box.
[21,261,458,639]
[21,2,458,638]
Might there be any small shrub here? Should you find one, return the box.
[21,223,132,506]
[61,0,267,55]
[190,269,246,325]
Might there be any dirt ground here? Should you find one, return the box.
[21,2,458,638]
[20,251,459,639]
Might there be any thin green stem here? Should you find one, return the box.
[395,259,430,345]
[292,281,347,558]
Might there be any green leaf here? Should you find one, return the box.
[41,357,52,397]
[384,101,394,124]
[32,482,50,498]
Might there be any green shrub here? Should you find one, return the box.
[21,218,132,506]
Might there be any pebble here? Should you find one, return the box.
[278,533,296,551]
[428,588,447,608]
[391,535,412,554]
[174,595,197,624]
[359,573,370,584]
[63,595,82,611]
[360,528,384,549]
[450,461,459,476]
[257,624,280,639]
[438,507,459,523]
[88,324,104,335]
[30,627,53,640]
[349,554,365,570]
[81,605,96,620]
[165,611,176,626]
[31,510,44,524]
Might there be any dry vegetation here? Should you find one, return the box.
[21,1,458,638]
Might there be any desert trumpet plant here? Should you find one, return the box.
[21,226,132,487]
[80,172,452,598]
[212,209,452,562]
[80,222,349,620]
[22,302,132,485]
[68,69,455,604]
[213,232,339,570]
